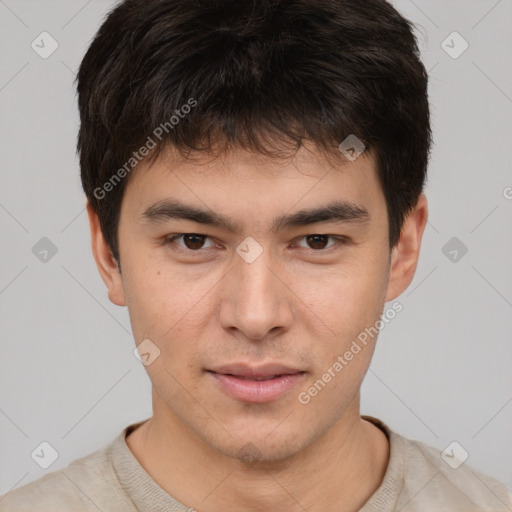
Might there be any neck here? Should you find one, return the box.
[126,393,389,512]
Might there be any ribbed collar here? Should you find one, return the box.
[108,419,191,512]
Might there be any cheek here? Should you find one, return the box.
[295,263,387,413]
[121,253,218,353]
[123,263,210,399]
[294,255,388,344]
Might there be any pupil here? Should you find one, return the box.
[307,235,328,250]
[184,234,205,250]
[181,235,329,250]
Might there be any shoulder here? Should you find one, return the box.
[0,434,135,512]
[362,416,512,511]
[398,433,512,510]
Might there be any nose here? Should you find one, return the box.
[218,245,295,342]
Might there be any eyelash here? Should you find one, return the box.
[163,233,348,254]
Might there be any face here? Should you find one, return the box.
[90,142,426,463]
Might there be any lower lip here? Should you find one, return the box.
[208,372,305,403]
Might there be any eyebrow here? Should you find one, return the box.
[140,199,370,233]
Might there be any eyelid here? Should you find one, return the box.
[292,234,343,250]
[164,233,217,251]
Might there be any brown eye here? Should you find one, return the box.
[165,233,214,251]
[305,235,330,250]
[182,234,207,250]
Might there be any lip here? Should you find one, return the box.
[207,363,306,403]
[209,363,303,378]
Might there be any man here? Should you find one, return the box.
[1,0,511,510]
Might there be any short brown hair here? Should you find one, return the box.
[76,0,432,261]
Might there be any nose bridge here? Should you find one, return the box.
[239,249,278,301]
[219,241,293,339]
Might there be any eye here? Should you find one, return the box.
[163,233,348,255]
[294,234,345,250]
[164,233,216,251]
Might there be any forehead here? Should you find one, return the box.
[133,141,379,186]
[122,142,385,223]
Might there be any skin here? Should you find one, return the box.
[87,141,428,512]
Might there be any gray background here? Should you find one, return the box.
[1,0,511,496]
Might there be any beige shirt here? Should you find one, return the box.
[1,416,511,511]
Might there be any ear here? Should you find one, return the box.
[86,201,126,306]
[385,193,428,302]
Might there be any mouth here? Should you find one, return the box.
[225,374,290,381]
[206,363,306,403]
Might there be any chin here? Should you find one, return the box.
[226,437,304,465]
[203,421,322,466]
